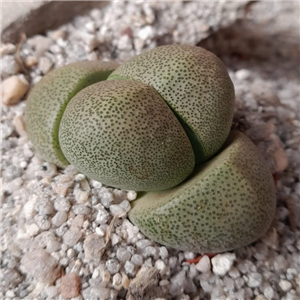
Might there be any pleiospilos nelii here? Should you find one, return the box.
[129,131,276,252]
[25,45,276,252]
[25,61,119,168]
[59,80,194,191]
[109,45,235,164]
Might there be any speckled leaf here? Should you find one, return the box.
[25,61,119,168]
[59,80,195,191]
[109,45,235,164]
[129,131,276,252]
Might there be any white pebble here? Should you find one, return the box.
[106,259,120,275]
[38,56,53,74]
[116,248,131,262]
[235,68,251,81]
[195,255,211,273]
[1,75,29,106]
[264,286,275,299]
[74,189,89,203]
[279,280,292,292]
[124,261,135,275]
[211,253,236,276]
[159,247,169,260]
[54,197,71,212]
[111,233,121,246]
[131,254,143,266]
[155,260,167,275]
[247,272,263,288]
[52,211,67,227]
[110,204,126,216]
[119,200,131,212]
[63,227,82,246]
[95,206,110,224]
[127,191,137,201]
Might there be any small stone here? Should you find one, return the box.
[72,215,85,228]
[136,239,153,250]
[44,286,59,298]
[131,254,144,266]
[72,204,91,215]
[1,75,29,106]
[99,189,114,207]
[279,280,292,292]
[127,191,137,201]
[95,206,110,224]
[264,286,275,300]
[35,215,51,230]
[274,255,288,272]
[0,43,16,55]
[21,248,60,283]
[159,247,169,260]
[54,197,71,212]
[1,55,20,77]
[211,253,236,276]
[13,114,28,139]
[110,204,126,216]
[124,261,135,275]
[54,184,69,195]
[38,56,53,74]
[118,35,132,51]
[106,259,120,275]
[27,35,53,57]
[111,233,121,246]
[112,273,122,290]
[52,211,67,227]
[260,227,278,249]
[195,255,211,273]
[74,189,89,203]
[24,56,38,67]
[61,273,81,298]
[35,199,54,215]
[119,200,131,212]
[143,246,158,258]
[155,260,167,275]
[26,223,40,237]
[63,227,82,246]
[138,25,155,40]
[235,69,251,81]
[170,269,187,296]
[247,272,263,288]
[83,234,105,262]
[116,247,131,262]
[223,277,235,291]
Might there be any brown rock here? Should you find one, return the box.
[60,273,80,298]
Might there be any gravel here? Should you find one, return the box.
[1,1,299,300]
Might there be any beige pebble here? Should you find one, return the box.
[54,184,68,196]
[0,43,16,56]
[60,273,80,298]
[122,273,130,288]
[1,75,29,106]
[13,115,28,139]
[24,56,38,67]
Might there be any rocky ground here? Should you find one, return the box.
[1,1,299,300]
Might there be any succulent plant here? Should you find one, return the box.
[25,45,276,252]
[25,61,119,168]
[129,131,276,252]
